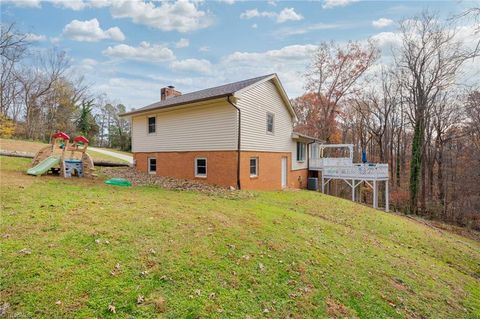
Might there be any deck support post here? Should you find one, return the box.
[385,181,389,212]
[373,180,378,209]
[321,175,325,193]
[352,179,355,202]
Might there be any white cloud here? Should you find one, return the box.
[252,24,258,29]
[175,38,190,48]
[372,18,394,29]
[103,42,176,63]
[218,0,235,4]
[16,0,113,10]
[370,31,402,49]
[50,37,60,44]
[240,7,303,23]
[276,8,303,23]
[322,0,357,9]
[72,58,98,72]
[63,18,125,42]
[199,46,210,52]
[277,22,342,36]
[50,0,87,10]
[109,0,212,32]
[2,0,41,8]
[224,44,317,64]
[171,58,212,74]
[25,33,46,42]
[240,9,274,19]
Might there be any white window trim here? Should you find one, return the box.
[250,157,258,178]
[147,116,156,134]
[195,157,207,178]
[148,157,156,174]
[266,112,275,135]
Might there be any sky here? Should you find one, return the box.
[1,0,479,110]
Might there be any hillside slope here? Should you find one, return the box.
[1,156,479,318]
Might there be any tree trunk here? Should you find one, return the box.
[409,116,424,214]
[437,142,445,206]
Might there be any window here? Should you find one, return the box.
[297,142,306,162]
[195,158,207,177]
[148,116,156,134]
[250,157,258,177]
[148,157,156,174]
[266,112,274,134]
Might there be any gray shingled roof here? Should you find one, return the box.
[122,74,275,116]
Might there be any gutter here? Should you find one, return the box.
[227,95,241,190]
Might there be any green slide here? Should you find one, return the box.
[27,156,60,176]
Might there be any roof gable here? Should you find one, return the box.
[234,75,297,120]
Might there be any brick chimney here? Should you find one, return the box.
[161,85,181,101]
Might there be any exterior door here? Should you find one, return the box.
[281,157,287,188]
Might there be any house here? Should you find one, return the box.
[121,74,319,190]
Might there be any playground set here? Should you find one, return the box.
[27,132,94,178]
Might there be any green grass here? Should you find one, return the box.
[1,156,479,319]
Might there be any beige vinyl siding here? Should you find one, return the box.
[237,80,307,171]
[131,101,237,152]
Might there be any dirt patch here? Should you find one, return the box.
[101,167,254,199]
[325,297,357,318]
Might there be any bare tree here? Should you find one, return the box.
[394,11,480,214]
[352,68,398,162]
[304,40,379,141]
[16,49,70,139]
[0,23,27,117]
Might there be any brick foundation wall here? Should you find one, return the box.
[240,151,308,190]
[133,150,308,190]
[134,151,238,188]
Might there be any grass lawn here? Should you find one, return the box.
[0,138,128,163]
[1,156,479,318]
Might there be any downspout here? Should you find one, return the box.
[227,95,241,190]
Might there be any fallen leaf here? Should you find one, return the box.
[108,304,116,313]
[18,248,31,255]
[258,263,265,272]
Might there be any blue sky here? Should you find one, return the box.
[1,0,478,110]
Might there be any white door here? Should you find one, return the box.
[281,157,287,188]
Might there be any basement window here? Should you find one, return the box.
[148,116,156,134]
[250,157,258,177]
[195,158,207,177]
[148,157,156,174]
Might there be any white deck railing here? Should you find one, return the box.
[322,163,389,180]
[309,157,352,169]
